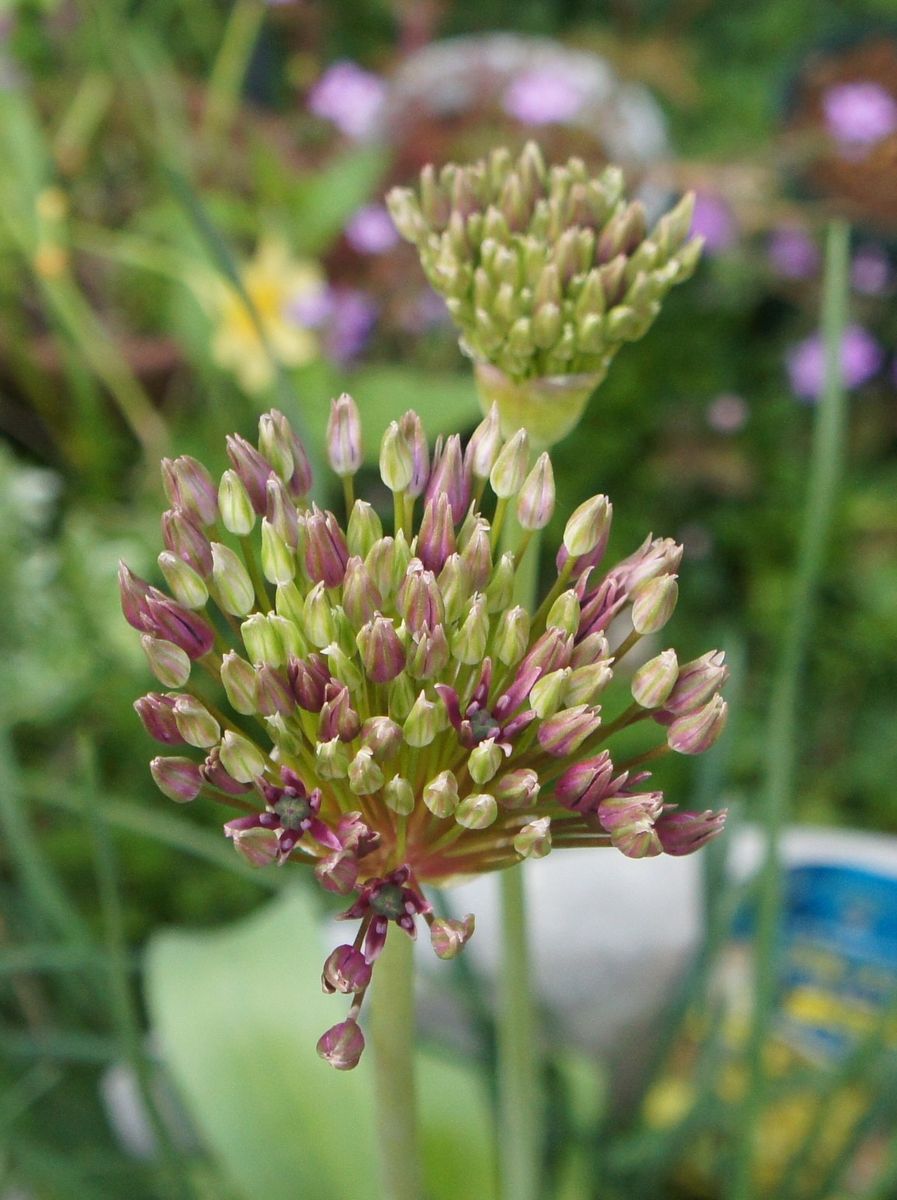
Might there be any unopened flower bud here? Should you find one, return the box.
[150,755,203,802]
[404,690,441,748]
[437,555,471,624]
[315,737,350,779]
[459,520,492,591]
[465,404,502,480]
[388,672,416,722]
[161,509,213,577]
[656,808,727,855]
[483,552,513,613]
[161,456,218,526]
[218,469,256,536]
[514,817,551,859]
[489,429,529,498]
[304,507,349,588]
[322,945,372,994]
[423,769,459,817]
[379,421,414,493]
[546,590,580,636]
[268,614,303,662]
[225,434,272,514]
[468,737,503,785]
[211,542,255,616]
[255,664,295,716]
[170,695,219,748]
[565,661,612,705]
[348,747,385,795]
[667,694,728,755]
[455,792,497,829]
[563,495,612,558]
[631,575,678,634]
[451,594,489,664]
[317,1019,365,1070]
[665,650,728,716]
[315,849,358,894]
[430,914,475,959]
[357,616,405,684]
[530,668,572,719]
[418,493,456,575]
[495,605,530,667]
[384,775,415,815]
[327,393,362,477]
[494,768,540,811]
[257,410,296,482]
[538,704,601,757]
[598,792,665,858]
[346,500,382,559]
[400,410,429,497]
[141,636,191,689]
[265,476,300,549]
[260,519,294,585]
[227,825,280,866]
[219,731,266,782]
[341,557,381,629]
[144,594,215,660]
[632,649,679,708]
[303,582,337,649]
[425,435,470,522]
[517,453,555,531]
[360,716,402,761]
[406,626,450,679]
[158,551,209,609]
[135,693,183,745]
[202,746,251,795]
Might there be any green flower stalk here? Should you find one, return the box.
[121,399,727,1068]
[387,142,702,446]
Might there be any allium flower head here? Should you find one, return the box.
[122,401,727,1067]
[387,142,702,444]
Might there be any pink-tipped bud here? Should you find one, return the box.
[161,456,218,526]
[489,429,529,498]
[399,562,445,634]
[667,694,728,755]
[459,519,492,591]
[430,914,475,959]
[517,453,555,531]
[144,595,215,660]
[161,508,213,576]
[598,791,665,858]
[289,653,331,712]
[327,393,362,477]
[322,945,372,994]
[563,494,612,558]
[255,664,295,716]
[494,768,540,811]
[632,649,679,708]
[319,683,362,742]
[317,1019,365,1070]
[119,562,153,631]
[425,434,470,522]
[465,404,502,480]
[664,650,728,716]
[418,492,457,574]
[304,506,349,588]
[360,716,402,761]
[631,575,678,634]
[201,747,252,795]
[656,808,727,855]
[135,693,184,745]
[400,410,429,497]
[537,704,601,757]
[357,616,406,684]
[514,817,552,859]
[150,756,203,803]
[173,695,220,748]
[225,434,273,514]
[555,752,618,814]
[342,557,382,629]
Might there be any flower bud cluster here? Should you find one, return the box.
[122,400,726,1067]
[387,141,702,382]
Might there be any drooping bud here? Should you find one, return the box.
[211,542,255,616]
[430,914,475,959]
[494,768,540,810]
[667,694,728,755]
[150,756,203,803]
[141,636,191,689]
[517,453,555,531]
[348,747,385,795]
[664,650,728,716]
[173,695,221,748]
[632,649,679,708]
[161,456,218,526]
[468,737,503,785]
[489,429,529,498]
[379,421,414,493]
[455,792,497,829]
[404,690,442,748]
[514,817,551,859]
[384,775,415,815]
[219,731,266,782]
[538,704,601,757]
[321,945,372,994]
[327,393,362,477]
[317,1019,365,1070]
[218,469,256,536]
[563,495,612,558]
[656,808,727,855]
[631,575,678,635]
[346,500,383,559]
[422,768,458,816]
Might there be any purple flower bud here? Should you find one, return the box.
[664,650,728,716]
[356,616,406,683]
[655,808,727,856]
[399,561,445,634]
[342,556,383,628]
[144,594,215,660]
[255,664,295,716]
[322,945,372,994]
[667,694,727,754]
[304,506,349,588]
[537,704,601,757]
[119,562,153,631]
[265,476,300,550]
[161,508,213,576]
[289,653,331,712]
[319,683,362,742]
[494,768,540,811]
[399,410,429,497]
[135,693,184,745]
[317,1018,365,1070]
[430,914,475,959]
[326,393,362,477]
[417,492,456,574]
[555,751,622,814]
[201,747,252,795]
[465,404,502,480]
[517,453,555,531]
[161,456,218,526]
[406,625,450,679]
[150,756,203,803]
[425,434,470,522]
[225,434,274,514]
[608,536,683,593]
[459,519,492,591]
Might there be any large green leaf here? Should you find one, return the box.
[145,887,495,1200]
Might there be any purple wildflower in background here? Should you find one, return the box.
[706,393,749,434]
[768,227,820,280]
[689,192,737,254]
[822,81,897,147]
[324,288,378,364]
[308,61,386,140]
[502,68,587,125]
[345,205,400,255]
[786,324,884,401]
[851,245,892,295]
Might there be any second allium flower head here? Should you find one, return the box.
[121,399,727,1068]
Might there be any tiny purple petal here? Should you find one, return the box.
[786,324,884,401]
[345,204,400,255]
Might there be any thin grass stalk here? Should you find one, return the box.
[728,219,850,1199]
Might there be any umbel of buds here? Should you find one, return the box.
[122,400,727,1068]
[387,142,702,447]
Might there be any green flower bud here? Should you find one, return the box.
[430,913,475,959]
[388,672,416,722]
[546,590,580,636]
[141,635,190,688]
[241,613,282,666]
[517,452,555,531]
[384,775,415,816]
[530,668,572,719]
[303,581,337,649]
[211,542,255,617]
[563,495,612,558]
[632,649,679,709]
[489,429,529,498]
[514,817,551,859]
[346,500,382,559]
[324,643,363,692]
[565,661,612,706]
[274,579,305,628]
[260,519,294,585]
[158,551,208,609]
[221,651,259,715]
[380,421,414,493]
[315,737,350,779]
[173,695,220,748]
[218,469,255,536]
[468,737,503,785]
[451,594,489,664]
[366,533,411,603]
[348,747,385,796]
[423,769,459,818]
[494,768,540,810]
[268,614,303,661]
[404,690,441,748]
[360,716,403,761]
[495,605,530,667]
[631,575,678,635]
[437,555,472,625]
[455,792,497,830]
[485,553,515,613]
[219,730,266,782]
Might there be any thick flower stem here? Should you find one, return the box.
[370,931,422,1200]
[496,514,543,1200]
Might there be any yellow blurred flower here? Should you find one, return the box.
[208,238,326,394]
